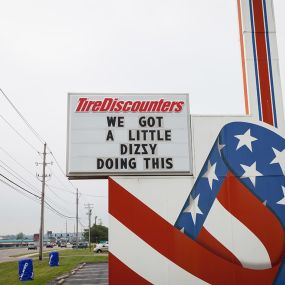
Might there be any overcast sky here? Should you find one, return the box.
[0,0,284,236]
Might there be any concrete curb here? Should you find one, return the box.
[55,262,86,285]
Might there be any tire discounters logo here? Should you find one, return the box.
[75,97,185,113]
[67,93,192,178]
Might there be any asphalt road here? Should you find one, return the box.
[64,263,108,285]
[0,246,68,263]
[0,247,38,263]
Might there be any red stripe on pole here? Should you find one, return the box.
[217,172,285,265]
[252,0,274,125]
[237,0,250,115]
[109,253,152,285]
[109,178,280,284]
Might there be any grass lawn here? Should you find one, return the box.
[0,249,108,285]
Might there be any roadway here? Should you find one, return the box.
[0,247,68,263]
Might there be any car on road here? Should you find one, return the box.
[27,242,37,250]
[94,243,108,253]
[46,242,53,248]
[72,242,88,249]
[60,241,67,248]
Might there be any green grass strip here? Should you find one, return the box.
[0,250,108,285]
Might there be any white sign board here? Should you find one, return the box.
[67,93,192,178]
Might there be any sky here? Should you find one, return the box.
[0,0,284,236]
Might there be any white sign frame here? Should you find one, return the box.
[67,93,192,179]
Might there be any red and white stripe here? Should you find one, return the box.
[238,0,285,132]
[109,177,283,284]
[200,172,284,270]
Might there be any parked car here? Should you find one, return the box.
[27,242,37,250]
[94,243,108,253]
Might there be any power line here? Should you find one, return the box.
[46,184,72,204]
[0,160,41,195]
[3,159,75,217]
[49,151,78,192]
[47,165,76,194]
[81,193,106,198]
[46,183,75,195]
[0,171,75,220]
[44,192,74,216]
[0,157,67,211]
[0,89,81,224]
[0,151,64,208]
[3,161,74,218]
[0,146,39,183]
[47,184,106,199]
[0,89,80,198]
[79,220,87,229]
[0,88,45,144]
[0,174,76,220]
[0,115,39,153]
[45,185,76,217]
[44,200,75,219]
[0,178,40,204]
[0,172,40,199]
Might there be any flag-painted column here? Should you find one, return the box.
[108,2,285,284]
[237,0,285,132]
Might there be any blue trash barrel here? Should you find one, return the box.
[49,251,59,266]
[18,259,33,281]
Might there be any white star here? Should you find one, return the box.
[270,148,285,175]
[263,200,267,206]
[218,140,225,155]
[240,162,263,186]
[180,227,185,233]
[202,161,218,189]
[183,194,203,224]
[277,186,285,206]
[235,129,258,152]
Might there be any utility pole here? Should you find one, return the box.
[94,215,98,243]
[36,142,51,261]
[76,188,79,249]
[85,203,94,251]
[65,220,67,241]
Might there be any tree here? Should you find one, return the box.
[16,232,24,240]
[83,224,108,243]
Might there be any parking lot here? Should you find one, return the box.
[63,263,108,285]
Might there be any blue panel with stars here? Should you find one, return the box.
[175,121,285,284]
[174,136,228,239]
[219,122,285,229]
[175,121,285,237]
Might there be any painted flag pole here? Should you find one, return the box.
[173,2,285,283]
[108,2,285,284]
[237,0,285,132]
